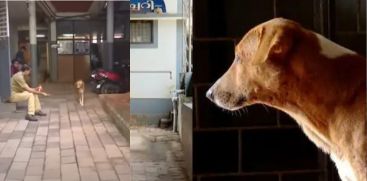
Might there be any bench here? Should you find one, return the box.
[0,100,27,114]
[0,102,16,113]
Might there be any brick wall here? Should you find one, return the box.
[192,0,365,181]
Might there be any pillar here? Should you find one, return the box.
[106,1,114,70]
[0,1,11,101]
[28,1,37,86]
[49,21,57,82]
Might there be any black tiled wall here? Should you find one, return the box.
[276,0,316,30]
[201,175,279,181]
[282,173,324,181]
[241,129,320,172]
[193,131,239,174]
[333,0,366,55]
[192,40,235,84]
[192,0,365,181]
[193,0,324,40]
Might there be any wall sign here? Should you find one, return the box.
[130,0,166,13]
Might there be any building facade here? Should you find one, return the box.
[130,0,189,124]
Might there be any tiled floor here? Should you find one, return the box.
[0,84,130,181]
[131,127,188,181]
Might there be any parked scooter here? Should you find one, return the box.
[90,61,129,94]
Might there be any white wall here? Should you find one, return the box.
[130,20,177,99]
[165,0,178,14]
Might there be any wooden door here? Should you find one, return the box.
[57,55,74,82]
[73,55,90,82]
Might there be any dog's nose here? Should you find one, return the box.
[206,89,214,101]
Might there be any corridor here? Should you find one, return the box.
[0,84,130,181]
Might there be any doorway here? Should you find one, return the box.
[56,21,103,83]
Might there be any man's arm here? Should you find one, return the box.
[24,86,48,96]
[14,74,48,96]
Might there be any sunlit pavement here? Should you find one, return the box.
[0,83,130,181]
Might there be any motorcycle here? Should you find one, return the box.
[90,61,129,94]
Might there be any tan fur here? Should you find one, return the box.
[207,18,366,181]
[74,80,85,106]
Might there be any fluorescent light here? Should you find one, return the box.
[36,34,45,38]
[62,34,74,37]
[114,33,123,39]
[92,39,97,43]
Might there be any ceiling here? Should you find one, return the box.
[7,1,108,28]
[8,1,28,24]
[8,1,48,27]
[41,1,106,20]
[50,1,93,12]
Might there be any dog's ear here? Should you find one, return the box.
[266,30,294,62]
[236,27,265,61]
[254,24,297,65]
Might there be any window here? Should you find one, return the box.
[130,20,153,44]
[56,21,99,55]
[74,33,90,55]
[74,40,90,54]
[57,40,73,54]
[57,32,90,55]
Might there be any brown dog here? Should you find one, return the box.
[207,18,366,181]
[74,80,85,106]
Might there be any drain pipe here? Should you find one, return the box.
[171,89,185,132]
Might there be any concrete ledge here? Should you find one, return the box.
[0,102,16,114]
[179,97,193,180]
[99,94,130,143]
[130,113,170,127]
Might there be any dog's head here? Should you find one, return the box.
[207,18,300,111]
[75,80,84,89]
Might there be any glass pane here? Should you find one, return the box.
[130,20,152,43]
[57,40,73,54]
[74,40,90,54]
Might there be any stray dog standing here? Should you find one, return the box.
[74,80,85,106]
[207,18,366,181]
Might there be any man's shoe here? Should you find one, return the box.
[35,111,47,116]
[25,114,38,121]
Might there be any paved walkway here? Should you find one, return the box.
[0,84,130,181]
[131,127,188,181]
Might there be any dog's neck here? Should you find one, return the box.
[261,33,366,153]
[287,31,366,109]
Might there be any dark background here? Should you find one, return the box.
[192,0,366,181]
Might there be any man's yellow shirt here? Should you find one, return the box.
[11,72,29,93]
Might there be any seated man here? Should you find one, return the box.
[9,64,48,121]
